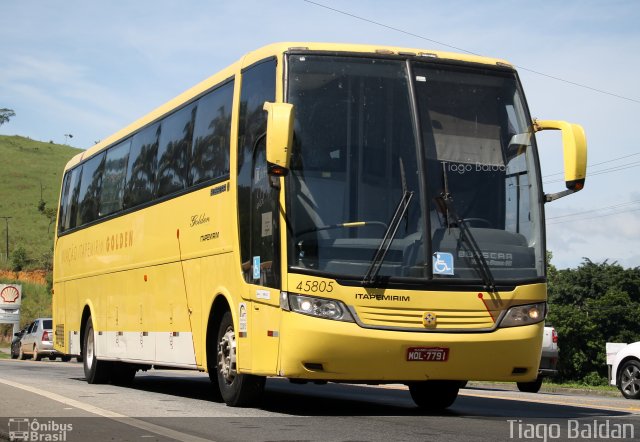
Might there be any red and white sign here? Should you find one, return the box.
[0,284,22,307]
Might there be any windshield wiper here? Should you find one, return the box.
[363,158,413,285]
[437,164,497,293]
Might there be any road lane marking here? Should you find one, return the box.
[459,390,640,414]
[0,377,214,442]
[359,383,640,414]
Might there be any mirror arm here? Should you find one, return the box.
[545,189,575,203]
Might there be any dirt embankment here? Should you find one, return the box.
[0,269,48,285]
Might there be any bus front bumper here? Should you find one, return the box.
[278,312,543,383]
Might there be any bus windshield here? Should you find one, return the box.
[286,54,543,284]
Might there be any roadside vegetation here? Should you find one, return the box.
[547,255,640,385]
[0,135,81,268]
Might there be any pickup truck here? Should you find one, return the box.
[516,325,559,393]
[607,342,640,399]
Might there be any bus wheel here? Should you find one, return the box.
[110,362,137,386]
[216,311,265,407]
[517,376,543,393]
[408,381,459,411]
[83,316,111,384]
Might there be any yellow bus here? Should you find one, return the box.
[53,42,587,410]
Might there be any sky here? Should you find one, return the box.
[1,0,639,269]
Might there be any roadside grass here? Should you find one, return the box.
[546,380,619,393]
[0,352,9,360]
[0,135,81,268]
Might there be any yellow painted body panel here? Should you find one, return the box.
[279,312,543,381]
[53,42,547,384]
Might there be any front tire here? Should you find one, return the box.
[408,381,459,411]
[83,316,111,384]
[18,346,27,360]
[517,376,543,393]
[619,360,640,399]
[216,311,265,407]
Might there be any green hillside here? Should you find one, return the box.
[0,135,82,268]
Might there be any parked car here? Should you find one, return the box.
[18,318,69,361]
[10,325,29,359]
[516,325,559,393]
[607,341,640,400]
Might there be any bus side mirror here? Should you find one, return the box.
[263,102,294,176]
[534,119,587,202]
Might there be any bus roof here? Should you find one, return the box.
[65,42,512,170]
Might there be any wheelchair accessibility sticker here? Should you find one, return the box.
[433,252,454,275]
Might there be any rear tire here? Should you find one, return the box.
[33,346,42,361]
[517,376,543,393]
[216,311,265,407]
[408,381,459,411]
[110,362,137,386]
[83,316,111,384]
[61,356,71,362]
[619,360,640,399]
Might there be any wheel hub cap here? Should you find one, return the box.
[218,326,237,384]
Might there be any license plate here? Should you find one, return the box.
[407,347,449,362]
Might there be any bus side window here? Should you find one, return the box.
[124,123,161,208]
[156,104,195,197]
[75,152,105,227]
[189,80,234,185]
[58,167,81,233]
[100,139,131,217]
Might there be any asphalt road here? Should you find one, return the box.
[0,358,638,442]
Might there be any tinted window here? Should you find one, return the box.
[190,81,233,185]
[58,166,81,232]
[157,104,195,197]
[43,319,52,329]
[76,153,105,226]
[99,139,130,216]
[124,123,160,208]
[237,59,276,284]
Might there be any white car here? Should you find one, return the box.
[607,342,640,400]
[517,325,559,393]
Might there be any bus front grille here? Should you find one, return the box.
[352,305,497,331]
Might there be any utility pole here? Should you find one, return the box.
[0,217,11,262]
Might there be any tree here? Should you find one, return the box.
[547,257,640,383]
[10,246,29,271]
[0,108,15,126]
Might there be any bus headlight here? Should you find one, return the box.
[499,302,546,328]
[281,292,354,322]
